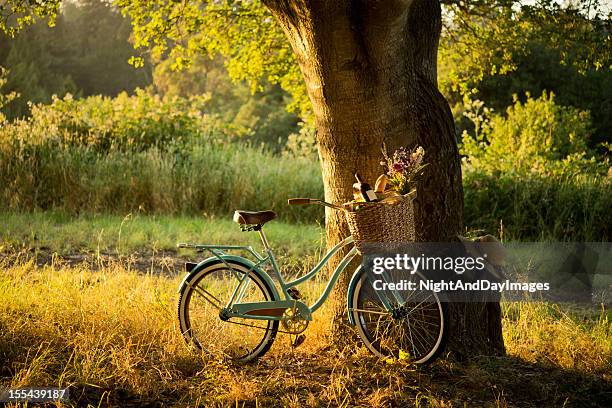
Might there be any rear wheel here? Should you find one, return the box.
[350,269,447,364]
[178,261,279,363]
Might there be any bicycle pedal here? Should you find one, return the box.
[287,288,302,300]
[291,334,306,348]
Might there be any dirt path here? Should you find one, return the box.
[0,246,191,275]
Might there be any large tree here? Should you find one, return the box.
[259,0,506,356]
[1,0,506,357]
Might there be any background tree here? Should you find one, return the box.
[0,0,151,119]
[439,0,612,148]
[153,54,300,150]
[0,20,79,118]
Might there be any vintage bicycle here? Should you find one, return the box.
[177,198,448,364]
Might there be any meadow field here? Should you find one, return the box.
[0,100,610,406]
[0,212,610,407]
[0,107,610,406]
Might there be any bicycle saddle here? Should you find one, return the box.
[233,210,276,225]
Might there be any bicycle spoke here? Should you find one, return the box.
[353,272,446,364]
[349,308,390,316]
[404,313,418,358]
[192,285,223,309]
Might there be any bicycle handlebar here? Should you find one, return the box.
[288,198,344,211]
[287,198,314,205]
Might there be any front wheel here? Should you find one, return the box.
[350,269,448,365]
[177,260,279,363]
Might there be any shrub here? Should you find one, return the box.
[0,67,18,124]
[460,92,611,241]
[0,90,217,152]
[461,92,608,177]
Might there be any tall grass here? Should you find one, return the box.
[1,91,610,241]
[463,171,611,241]
[1,135,609,240]
[0,140,324,223]
[0,262,609,406]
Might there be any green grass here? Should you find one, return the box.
[0,140,325,223]
[0,210,324,259]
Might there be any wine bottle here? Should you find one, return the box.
[353,173,379,202]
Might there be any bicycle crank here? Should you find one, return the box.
[281,308,309,335]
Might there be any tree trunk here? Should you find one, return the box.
[264,0,505,358]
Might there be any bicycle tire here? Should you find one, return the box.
[350,269,448,365]
[177,260,279,363]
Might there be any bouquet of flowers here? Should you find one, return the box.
[381,145,427,195]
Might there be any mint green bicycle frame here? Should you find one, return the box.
[177,197,405,326]
[179,234,365,322]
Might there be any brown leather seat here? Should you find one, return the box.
[233,210,277,225]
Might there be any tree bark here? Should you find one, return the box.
[264,0,505,358]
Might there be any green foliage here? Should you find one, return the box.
[1,90,214,151]
[0,66,18,123]
[283,122,318,160]
[440,0,612,96]
[463,171,611,241]
[116,0,310,120]
[467,43,612,147]
[153,53,300,152]
[520,0,612,72]
[0,24,79,119]
[0,0,60,37]
[440,0,612,146]
[440,1,525,96]
[460,92,611,241]
[153,55,232,101]
[57,0,152,96]
[231,86,300,151]
[460,92,607,177]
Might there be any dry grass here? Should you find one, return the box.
[0,260,610,407]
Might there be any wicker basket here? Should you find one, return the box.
[344,190,416,253]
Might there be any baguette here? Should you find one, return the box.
[374,174,388,193]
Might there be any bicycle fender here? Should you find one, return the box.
[346,265,363,326]
[177,255,280,301]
